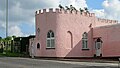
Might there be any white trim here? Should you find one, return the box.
[95,41,102,56]
[46,30,55,48]
[82,38,88,49]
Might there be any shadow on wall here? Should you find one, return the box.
[65,30,93,58]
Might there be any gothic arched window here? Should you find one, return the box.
[47,30,55,48]
[37,28,40,40]
[37,43,40,49]
[82,32,88,49]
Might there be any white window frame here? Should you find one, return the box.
[95,42,101,50]
[37,28,40,40]
[46,31,55,48]
[82,32,88,49]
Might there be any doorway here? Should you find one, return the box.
[95,38,102,57]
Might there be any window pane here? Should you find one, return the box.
[97,42,101,49]
[47,33,50,38]
[37,43,40,49]
[82,39,88,49]
[85,40,87,48]
[82,40,85,48]
[51,39,55,48]
[47,40,50,47]
[83,32,88,39]
[51,32,54,37]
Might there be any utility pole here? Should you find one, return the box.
[5,0,8,54]
[6,0,8,37]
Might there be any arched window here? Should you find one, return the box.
[37,43,40,49]
[67,31,73,48]
[95,38,102,49]
[82,32,88,49]
[37,28,40,40]
[47,30,55,48]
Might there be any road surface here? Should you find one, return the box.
[0,57,118,68]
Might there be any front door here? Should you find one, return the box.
[95,38,102,56]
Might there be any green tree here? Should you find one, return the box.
[0,37,2,40]
[5,36,12,41]
[12,35,16,39]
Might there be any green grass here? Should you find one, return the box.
[0,52,24,57]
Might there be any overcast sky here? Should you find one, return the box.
[0,0,120,38]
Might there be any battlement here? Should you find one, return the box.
[35,8,95,17]
[35,8,118,24]
[97,18,118,24]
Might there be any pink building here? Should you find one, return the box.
[32,8,119,58]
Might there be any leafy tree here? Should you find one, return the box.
[5,36,12,41]
[0,37,2,42]
[12,35,16,39]
[0,37,2,40]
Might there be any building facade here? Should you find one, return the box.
[33,8,119,58]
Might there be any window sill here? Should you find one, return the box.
[46,48,55,49]
[82,48,89,50]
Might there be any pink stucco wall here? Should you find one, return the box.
[35,8,118,58]
[93,24,120,57]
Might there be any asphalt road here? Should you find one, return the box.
[0,57,118,68]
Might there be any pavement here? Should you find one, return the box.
[0,57,119,68]
[58,58,119,63]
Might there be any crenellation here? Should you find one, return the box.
[77,11,81,15]
[109,20,112,23]
[106,19,108,23]
[49,8,53,12]
[91,13,95,17]
[104,19,107,23]
[81,12,95,17]
[86,13,90,17]
[71,10,77,14]
[35,8,117,24]
[97,18,118,24]
[39,10,41,13]
[65,10,71,14]
[81,12,86,16]
[43,9,46,13]
[36,8,96,17]
[113,20,118,23]
[35,10,40,15]
[55,8,59,13]
[59,8,65,13]
[35,11,38,15]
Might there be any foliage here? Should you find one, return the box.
[0,37,2,40]
[12,35,16,39]
[0,52,24,57]
[5,36,12,41]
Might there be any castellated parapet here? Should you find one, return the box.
[97,18,118,24]
[35,8,95,17]
[35,8,118,24]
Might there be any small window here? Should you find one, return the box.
[37,28,40,37]
[95,38,102,49]
[47,32,50,38]
[47,30,55,48]
[82,32,88,49]
[37,28,40,33]
[37,43,40,49]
